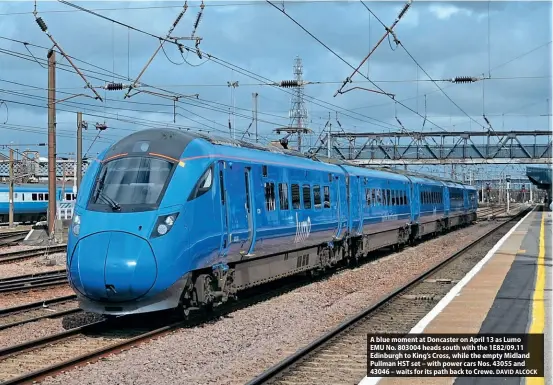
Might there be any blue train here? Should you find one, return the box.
[67,128,478,316]
[0,183,77,223]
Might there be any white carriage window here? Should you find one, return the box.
[279,183,289,210]
[202,168,213,189]
[302,185,312,209]
[323,186,330,209]
[188,166,213,201]
[291,184,301,209]
[264,182,276,211]
[313,185,322,209]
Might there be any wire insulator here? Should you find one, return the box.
[173,13,184,28]
[452,76,478,84]
[35,17,48,32]
[95,123,108,131]
[106,83,124,91]
[280,80,299,88]
[194,12,203,30]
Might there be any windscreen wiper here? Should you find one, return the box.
[98,192,121,211]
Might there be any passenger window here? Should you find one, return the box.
[366,188,371,207]
[45,193,49,200]
[291,184,301,209]
[262,165,268,177]
[279,183,289,210]
[32,193,37,201]
[188,166,213,201]
[265,182,276,211]
[313,185,322,209]
[323,186,330,208]
[302,185,312,209]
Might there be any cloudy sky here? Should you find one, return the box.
[0,0,551,178]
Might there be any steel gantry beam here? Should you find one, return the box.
[308,130,552,165]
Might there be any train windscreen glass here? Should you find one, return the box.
[89,156,174,211]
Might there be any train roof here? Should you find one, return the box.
[0,183,73,192]
[340,165,410,182]
[107,128,477,186]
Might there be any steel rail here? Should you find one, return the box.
[0,231,28,247]
[245,206,531,385]
[0,294,77,316]
[0,275,68,293]
[0,206,528,385]
[0,269,66,283]
[0,319,182,385]
[0,295,80,330]
[0,245,67,263]
[0,308,81,331]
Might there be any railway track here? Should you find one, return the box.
[477,203,520,216]
[0,206,528,384]
[0,270,68,294]
[0,231,29,248]
[245,207,531,385]
[0,295,79,331]
[0,272,322,385]
[0,245,66,264]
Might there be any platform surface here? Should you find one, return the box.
[360,206,551,385]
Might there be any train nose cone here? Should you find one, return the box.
[69,232,157,302]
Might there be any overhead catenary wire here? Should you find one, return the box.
[0,91,277,145]
[265,0,449,134]
[33,8,103,101]
[0,3,548,143]
[123,0,196,99]
[334,0,411,97]
[0,30,403,132]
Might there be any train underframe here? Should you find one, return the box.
[0,212,47,224]
[176,212,477,318]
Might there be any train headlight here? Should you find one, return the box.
[72,215,81,236]
[151,213,179,238]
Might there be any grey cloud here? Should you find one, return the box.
[0,0,550,160]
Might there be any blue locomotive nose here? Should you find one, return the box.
[69,231,158,302]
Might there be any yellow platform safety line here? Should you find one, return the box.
[527,211,545,385]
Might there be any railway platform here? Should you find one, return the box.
[360,205,551,385]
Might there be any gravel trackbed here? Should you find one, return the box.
[30,219,508,385]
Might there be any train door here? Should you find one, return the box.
[244,167,256,255]
[217,160,230,258]
[334,174,346,240]
[357,178,367,235]
[350,176,362,235]
[444,187,450,217]
[411,182,420,222]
